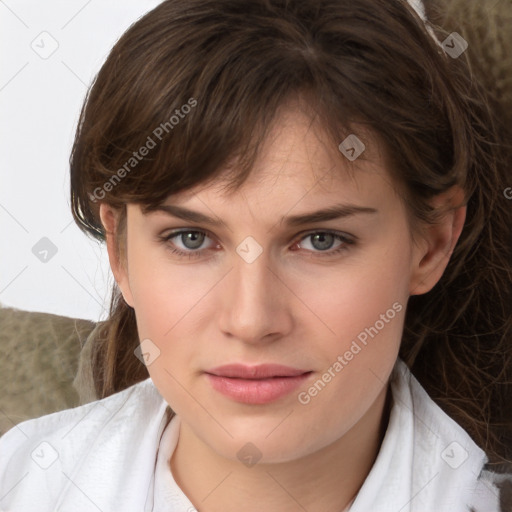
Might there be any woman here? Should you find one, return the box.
[1,0,511,510]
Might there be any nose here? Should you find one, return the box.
[217,246,294,345]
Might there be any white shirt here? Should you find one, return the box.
[0,358,504,511]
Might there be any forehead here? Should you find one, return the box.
[176,106,390,203]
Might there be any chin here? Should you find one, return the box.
[201,419,320,464]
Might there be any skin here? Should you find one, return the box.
[100,106,466,512]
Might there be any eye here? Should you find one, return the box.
[293,231,354,257]
[161,230,216,259]
[159,229,355,259]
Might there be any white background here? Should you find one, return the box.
[0,0,163,321]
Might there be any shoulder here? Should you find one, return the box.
[0,377,166,508]
[0,377,158,450]
[391,359,510,512]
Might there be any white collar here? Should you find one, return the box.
[349,358,496,511]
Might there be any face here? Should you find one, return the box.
[102,106,451,465]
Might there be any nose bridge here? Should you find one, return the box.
[235,241,272,303]
[218,238,291,342]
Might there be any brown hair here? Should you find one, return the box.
[70,0,512,467]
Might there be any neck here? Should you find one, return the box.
[169,383,392,512]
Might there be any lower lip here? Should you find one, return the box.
[205,373,312,404]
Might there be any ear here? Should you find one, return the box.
[99,203,135,307]
[409,185,467,296]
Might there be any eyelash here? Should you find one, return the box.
[158,229,355,260]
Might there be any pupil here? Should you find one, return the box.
[184,231,203,249]
[314,233,333,250]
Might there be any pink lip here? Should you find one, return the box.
[205,364,312,404]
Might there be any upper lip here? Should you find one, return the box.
[206,364,311,379]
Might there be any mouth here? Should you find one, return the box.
[204,364,313,404]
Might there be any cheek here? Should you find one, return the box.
[126,242,221,377]
[125,245,207,407]
[289,246,409,433]
[294,239,410,338]
[127,239,201,332]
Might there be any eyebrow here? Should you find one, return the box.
[151,203,378,228]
